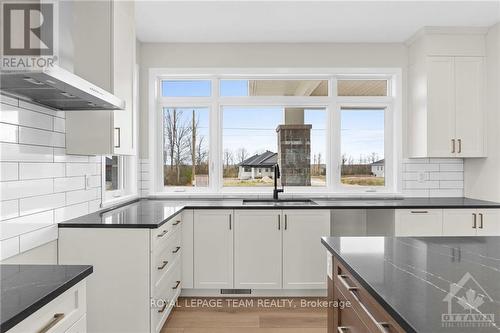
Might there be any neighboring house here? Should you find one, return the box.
[238,151,278,180]
[371,159,385,177]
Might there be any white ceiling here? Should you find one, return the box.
[135,1,500,43]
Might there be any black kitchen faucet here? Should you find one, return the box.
[273,164,284,200]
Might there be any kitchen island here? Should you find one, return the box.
[322,236,500,332]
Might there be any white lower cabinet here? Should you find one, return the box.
[193,209,233,289]
[395,209,443,236]
[9,281,87,333]
[282,210,330,289]
[234,210,282,289]
[58,212,183,333]
[443,209,500,236]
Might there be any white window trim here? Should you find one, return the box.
[148,68,403,197]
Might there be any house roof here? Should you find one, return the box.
[371,159,385,166]
[239,151,278,167]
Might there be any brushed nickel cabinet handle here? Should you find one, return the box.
[172,220,181,226]
[172,280,181,289]
[229,215,232,230]
[172,246,181,254]
[284,214,288,230]
[473,213,477,229]
[338,274,358,291]
[451,139,456,153]
[337,327,349,333]
[38,313,65,333]
[458,139,462,153]
[158,303,167,313]
[157,260,168,270]
[157,230,168,238]
[114,127,121,148]
[410,211,428,214]
[348,286,390,333]
[479,213,484,229]
[278,215,281,230]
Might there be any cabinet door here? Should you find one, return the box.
[193,210,233,289]
[234,210,282,289]
[181,209,194,288]
[443,209,477,236]
[477,209,500,236]
[112,0,136,155]
[394,209,443,236]
[455,57,485,157]
[426,57,456,157]
[283,210,330,289]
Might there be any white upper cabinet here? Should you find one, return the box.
[407,29,486,158]
[66,0,136,155]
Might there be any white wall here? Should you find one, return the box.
[465,24,500,201]
[0,96,102,261]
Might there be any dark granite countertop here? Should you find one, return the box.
[1,264,93,332]
[57,197,500,229]
[322,236,500,333]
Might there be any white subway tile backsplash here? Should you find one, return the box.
[0,95,18,107]
[439,180,464,189]
[53,117,65,132]
[0,106,53,130]
[19,163,65,180]
[0,123,18,143]
[54,148,89,163]
[19,225,58,252]
[66,188,98,205]
[0,142,53,162]
[18,127,65,148]
[1,210,54,240]
[1,237,20,260]
[1,178,54,201]
[54,177,85,192]
[66,163,98,176]
[54,202,89,224]
[1,99,103,260]
[0,200,19,220]
[440,163,464,172]
[429,172,463,181]
[19,193,66,216]
[0,162,18,181]
[405,163,440,172]
[18,100,65,118]
[404,180,439,189]
[430,189,464,197]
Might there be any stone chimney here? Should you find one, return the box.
[276,124,312,186]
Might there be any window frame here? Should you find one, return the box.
[149,69,402,196]
[102,155,125,200]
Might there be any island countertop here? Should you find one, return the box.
[0,264,93,332]
[57,197,500,229]
[322,236,500,333]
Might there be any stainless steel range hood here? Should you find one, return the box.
[0,66,125,111]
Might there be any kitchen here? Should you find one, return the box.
[1,1,500,333]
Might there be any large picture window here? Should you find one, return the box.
[154,71,399,194]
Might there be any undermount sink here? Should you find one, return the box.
[242,199,318,206]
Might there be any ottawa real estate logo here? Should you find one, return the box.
[442,272,496,329]
[1,1,58,70]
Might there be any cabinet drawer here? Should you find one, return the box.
[334,259,404,333]
[151,261,181,333]
[9,281,87,333]
[334,285,370,333]
[151,214,182,250]
[395,209,443,236]
[65,314,86,333]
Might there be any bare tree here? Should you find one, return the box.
[223,149,234,168]
[236,148,249,164]
[341,154,348,166]
[196,136,208,165]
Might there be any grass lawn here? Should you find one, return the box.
[341,176,384,186]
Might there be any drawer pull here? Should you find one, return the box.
[479,213,484,229]
[158,302,167,313]
[157,260,168,270]
[172,246,181,254]
[172,280,181,290]
[338,274,358,291]
[38,313,65,333]
[157,230,168,238]
[410,211,428,214]
[473,213,477,229]
[173,220,181,226]
[348,286,390,333]
[337,327,349,333]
